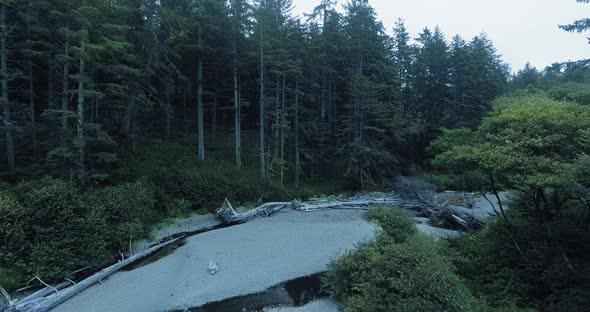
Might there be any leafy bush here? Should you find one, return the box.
[325,233,487,312]
[85,180,156,248]
[367,206,417,243]
[448,202,590,311]
[0,179,108,285]
[152,162,314,213]
[125,138,324,213]
[0,179,160,288]
[153,165,261,212]
[86,180,156,224]
[0,192,28,289]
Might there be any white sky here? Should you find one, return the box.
[291,0,590,72]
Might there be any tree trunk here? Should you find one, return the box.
[164,79,173,138]
[273,73,280,163]
[62,33,70,139]
[234,60,241,169]
[280,74,286,185]
[328,80,334,135]
[77,40,86,183]
[47,55,63,152]
[294,78,300,189]
[212,93,217,137]
[259,24,266,178]
[1,5,14,172]
[197,26,205,161]
[183,81,188,131]
[48,57,54,109]
[321,0,327,121]
[94,94,98,123]
[120,93,137,138]
[28,59,37,152]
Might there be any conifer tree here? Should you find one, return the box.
[560,0,590,42]
[0,1,14,171]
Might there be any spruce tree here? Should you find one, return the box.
[560,0,590,42]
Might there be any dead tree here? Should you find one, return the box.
[11,236,183,312]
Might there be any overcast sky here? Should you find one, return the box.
[291,0,590,72]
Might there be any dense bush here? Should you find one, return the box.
[449,203,590,311]
[0,180,108,287]
[151,162,317,213]
[0,192,28,289]
[85,180,157,249]
[367,206,417,243]
[325,208,487,312]
[0,178,160,289]
[124,138,328,213]
[153,165,261,212]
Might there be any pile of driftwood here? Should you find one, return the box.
[3,236,183,312]
[217,178,481,230]
[392,176,481,230]
[217,192,428,223]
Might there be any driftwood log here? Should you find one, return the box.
[218,185,481,230]
[216,193,429,224]
[9,236,183,312]
[216,198,294,223]
[393,177,481,229]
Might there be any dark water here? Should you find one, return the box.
[122,223,231,272]
[14,222,235,303]
[172,273,327,312]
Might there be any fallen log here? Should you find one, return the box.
[216,198,292,223]
[216,193,430,224]
[393,177,481,230]
[12,236,184,312]
[13,281,73,308]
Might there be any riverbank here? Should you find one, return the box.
[53,209,376,312]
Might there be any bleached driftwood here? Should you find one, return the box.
[296,193,426,212]
[394,177,480,229]
[12,236,184,312]
[1,287,15,312]
[13,280,73,308]
[216,193,429,224]
[217,187,480,230]
[216,198,293,223]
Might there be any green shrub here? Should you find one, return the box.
[125,138,323,213]
[420,172,488,192]
[153,165,260,212]
[325,234,486,312]
[325,207,486,312]
[323,242,379,306]
[448,202,590,312]
[2,180,108,282]
[84,180,156,249]
[0,192,28,288]
[86,180,156,224]
[152,162,313,213]
[367,206,417,243]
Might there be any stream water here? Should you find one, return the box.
[169,273,327,312]
[122,223,231,271]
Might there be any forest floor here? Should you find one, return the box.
[50,192,503,312]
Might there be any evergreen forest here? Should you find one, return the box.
[1,1,589,311]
